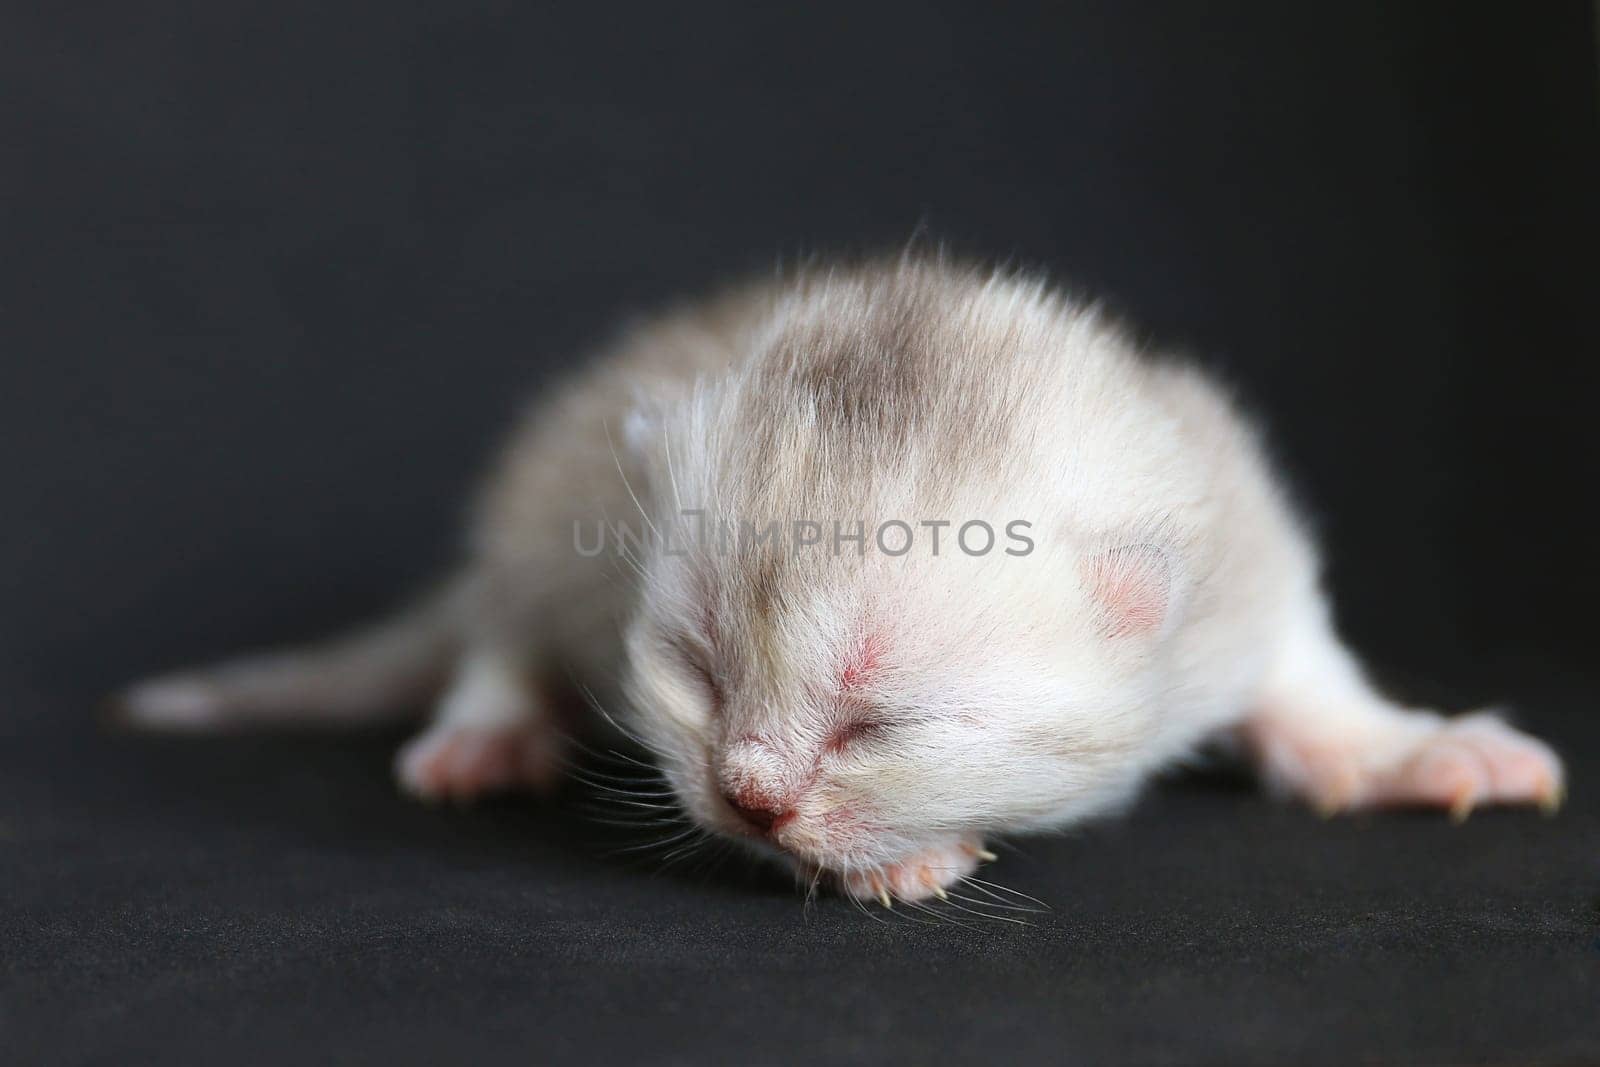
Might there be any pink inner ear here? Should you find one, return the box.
[1087,545,1170,638]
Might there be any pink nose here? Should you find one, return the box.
[721,790,793,835]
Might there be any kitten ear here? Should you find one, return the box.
[1085,543,1174,639]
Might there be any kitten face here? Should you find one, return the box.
[619,509,1169,878]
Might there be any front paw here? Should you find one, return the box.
[395,722,563,803]
[1255,709,1564,821]
[1360,712,1564,820]
[835,836,995,904]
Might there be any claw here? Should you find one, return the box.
[1313,776,1355,819]
[1448,789,1475,824]
[876,886,893,909]
[959,841,998,862]
[1539,782,1565,817]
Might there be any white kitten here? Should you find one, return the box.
[120,257,1563,903]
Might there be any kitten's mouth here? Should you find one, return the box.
[765,822,892,879]
[704,789,903,876]
[703,808,1005,907]
[712,809,855,869]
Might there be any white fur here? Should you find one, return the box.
[121,257,1564,902]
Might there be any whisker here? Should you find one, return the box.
[577,695,665,764]
[566,765,670,791]
[960,875,1051,911]
[580,812,691,830]
[847,892,891,926]
[897,895,970,928]
[935,892,1035,927]
[667,834,738,881]
[948,889,1044,914]
[570,782,679,806]
[551,670,667,767]
[579,806,684,824]
[591,500,650,595]
[563,760,670,788]
[577,796,686,817]
[568,774,676,797]
[604,418,663,544]
[805,865,826,914]
[660,836,713,868]
[586,798,681,816]
[606,824,705,855]
[660,418,684,516]
[909,897,984,932]
[884,896,940,925]
[570,768,674,793]
[580,793,679,813]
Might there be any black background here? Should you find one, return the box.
[4,3,1598,1064]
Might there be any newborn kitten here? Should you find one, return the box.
[119,257,1564,903]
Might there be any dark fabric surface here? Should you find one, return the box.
[4,2,1598,1063]
[5,667,1599,1065]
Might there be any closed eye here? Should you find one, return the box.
[673,649,722,713]
[663,631,723,712]
[693,660,724,712]
[826,719,889,753]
